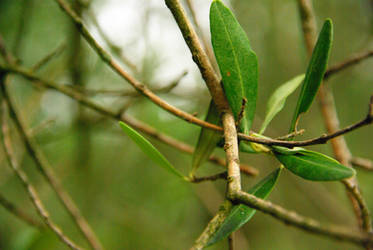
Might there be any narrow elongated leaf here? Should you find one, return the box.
[290,19,333,132]
[210,0,258,134]
[206,168,281,246]
[119,122,185,179]
[273,148,355,181]
[191,101,222,174]
[260,74,305,134]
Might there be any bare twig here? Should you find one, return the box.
[0,98,83,250]
[0,192,43,229]
[189,171,227,183]
[324,50,373,80]
[86,8,139,74]
[351,157,373,171]
[276,129,305,140]
[31,43,66,72]
[0,36,103,250]
[2,81,104,250]
[73,70,187,97]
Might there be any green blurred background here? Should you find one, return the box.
[0,0,372,249]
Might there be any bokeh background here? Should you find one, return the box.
[0,0,372,249]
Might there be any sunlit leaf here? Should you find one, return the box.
[260,74,305,134]
[119,122,185,179]
[206,168,281,246]
[191,101,222,174]
[273,148,355,181]
[210,0,258,134]
[290,19,333,132]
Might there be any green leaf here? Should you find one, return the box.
[290,19,333,132]
[119,122,185,179]
[260,74,305,134]
[191,101,222,174]
[273,148,355,181]
[206,168,281,246]
[210,0,258,134]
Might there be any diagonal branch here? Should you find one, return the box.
[324,50,373,80]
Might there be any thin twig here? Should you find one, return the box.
[0,192,43,229]
[0,98,83,250]
[189,171,227,183]
[72,70,187,97]
[324,50,373,80]
[86,8,139,74]
[351,157,373,171]
[31,43,66,72]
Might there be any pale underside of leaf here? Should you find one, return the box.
[260,74,305,134]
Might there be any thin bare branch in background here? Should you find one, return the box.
[0,98,83,250]
[324,50,373,80]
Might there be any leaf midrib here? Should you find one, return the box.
[215,3,244,112]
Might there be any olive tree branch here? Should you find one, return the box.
[233,191,373,246]
[297,0,372,237]
[0,97,83,250]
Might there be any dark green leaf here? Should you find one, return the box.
[210,0,258,134]
[260,74,305,134]
[119,122,185,179]
[290,19,333,132]
[207,168,281,246]
[273,148,355,181]
[191,101,222,174]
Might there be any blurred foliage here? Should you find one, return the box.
[0,0,372,249]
